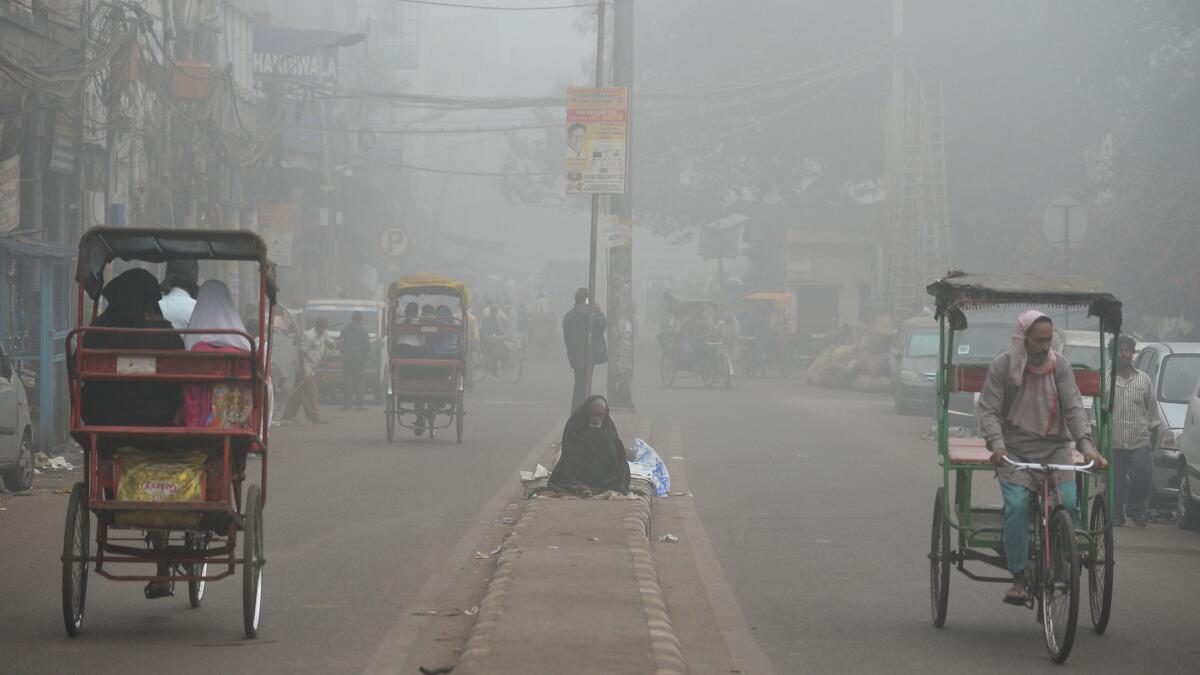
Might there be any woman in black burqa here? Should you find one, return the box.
[548,395,631,495]
[81,268,185,427]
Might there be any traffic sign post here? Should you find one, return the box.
[381,229,408,257]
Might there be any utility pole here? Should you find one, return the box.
[606,0,634,409]
[583,0,606,399]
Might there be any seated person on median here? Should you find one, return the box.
[180,280,254,429]
[548,395,631,496]
[978,309,1107,606]
[81,268,184,427]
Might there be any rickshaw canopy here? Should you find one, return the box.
[743,291,791,310]
[663,290,717,311]
[76,227,277,303]
[388,272,471,309]
[926,272,1122,334]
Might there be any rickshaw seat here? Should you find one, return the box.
[944,437,1086,466]
[949,365,1102,397]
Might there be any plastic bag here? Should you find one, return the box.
[627,438,670,497]
[115,450,207,502]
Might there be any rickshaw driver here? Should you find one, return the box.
[979,310,1108,606]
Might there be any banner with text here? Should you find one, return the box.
[565,87,627,195]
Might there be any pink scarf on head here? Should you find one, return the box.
[1006,309,1063,436]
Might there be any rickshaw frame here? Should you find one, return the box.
[657,291,727,388]
[63,226,277,639]
[924,272,1122,661]
[384,274,469,444]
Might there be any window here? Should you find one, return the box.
[1158,355,1200,404]
[906,330,939,358]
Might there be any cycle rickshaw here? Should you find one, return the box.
[64,227,275,639]
[739,291,793,379]
[384,274,468,443]
[656,291,730,389]
[925,272,1119,663]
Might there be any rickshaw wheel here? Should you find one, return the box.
[186,532,208,608]
[660,353,676,388]
[242,485,264,639]
[456,392,465,444]
[1087,494,1113,633]
[700,354,716,388]
[1042,508,1080,663]
[718,353,732,390]
[386,400,395,443]
[61,481,89,637]
[929,487,951,627]
[503,351,522,384]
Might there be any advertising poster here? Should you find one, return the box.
[565,87,627,195]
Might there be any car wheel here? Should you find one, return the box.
[1178,473,1200,530]
[1,429,33,492]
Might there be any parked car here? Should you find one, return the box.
[0,344,34,492]
[1138,343,1200,503]
[305,299,387,403]
[1061,329,1107,430]
[889,314,938,415]
[946,317,1016,431]
[1173,374,1200,529]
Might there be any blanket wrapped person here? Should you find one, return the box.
[548,395,631,495]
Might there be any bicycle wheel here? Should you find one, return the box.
[1087,494,1113,633]
[1042,507,1080,663]
[503,350,522,384]
[660,353,676,388]
[929,487,951,627]
[701,353,716,388]
[242,484,264,639]
[385,393,396,443]
[186,532,208,608]
[456,391,465,444]
[61,481,89,637]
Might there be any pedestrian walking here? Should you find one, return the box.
[283,318,329,424]
[339,311,371,410]
[562,287,607,414]
[1110,335,1158,527]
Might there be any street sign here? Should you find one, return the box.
[382,229,408,257]
[1042,197,1088,246]
[258,203,297,267]
[565,87,628,195]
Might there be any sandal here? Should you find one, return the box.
[1003,587,1029,606]
[144,581,174,599]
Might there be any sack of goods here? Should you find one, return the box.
[112,449,209,529]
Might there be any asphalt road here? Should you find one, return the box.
[633,344,1200,673]
[0,356,575,674]
[4,341,1199,673]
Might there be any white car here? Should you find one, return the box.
[1175,375,1200,529]
[0,345,34,493]
[1137,342,1200,502]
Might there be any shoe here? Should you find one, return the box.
[144,581,174,599]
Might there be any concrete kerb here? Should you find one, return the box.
[453,416,687,675]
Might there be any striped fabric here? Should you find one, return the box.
[1113,369,1156,450]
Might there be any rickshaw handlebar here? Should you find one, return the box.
[1003,455,1095,473]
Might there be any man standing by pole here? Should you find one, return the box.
[564,288,607,414]
[1110,335,1157,527]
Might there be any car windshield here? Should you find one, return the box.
[1159,354,1200,403]
[952,324,1011,362]
[307,307,380,336]
[1063,344,1102,370]
[906,330,939,357]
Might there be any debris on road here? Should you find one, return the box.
[34,452,74,471]
[464,606,479,617]
[666,490,693,497]
[474,545,502,559]
[659,534,679,543]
